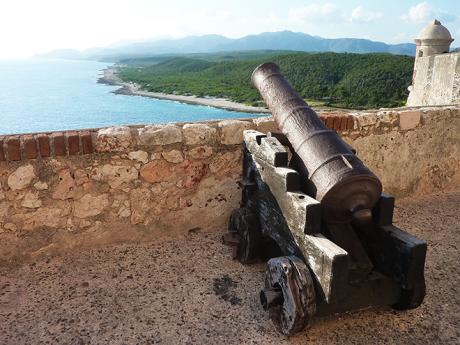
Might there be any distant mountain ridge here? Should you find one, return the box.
[37,31,416,61]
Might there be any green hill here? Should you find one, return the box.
[118,52,414,109]
[142,57,216,73]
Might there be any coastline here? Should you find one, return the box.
[98,68,270,114]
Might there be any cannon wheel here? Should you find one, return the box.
[225,208,261,264]
[261,256,316,336]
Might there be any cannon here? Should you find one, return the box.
[223,63,427,335]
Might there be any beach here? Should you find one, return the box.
[98,68,270,114]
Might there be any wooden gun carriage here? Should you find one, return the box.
[223,63,427,335]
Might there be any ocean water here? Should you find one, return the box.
[0,59,259,135]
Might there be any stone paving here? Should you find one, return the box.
[0,191,459,345]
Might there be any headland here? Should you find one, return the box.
[98,67,270,114]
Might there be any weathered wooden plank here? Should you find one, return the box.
[355,223,427,308]
[244,130,289,167]
[255,178,348,303]
[242,144,256,184]
[372,193,395,226]
[298,233,349,303]
[255,137,289,167]
[327,224,373,283]
[316,271,400,316]
[260,164,300,192]
[255,179,302,256]
[243,130,266,155]
[381,226,426,290]
[255,158,321,234]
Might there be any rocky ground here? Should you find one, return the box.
[0,191,459,345]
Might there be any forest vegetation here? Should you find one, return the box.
[118,51,414,109]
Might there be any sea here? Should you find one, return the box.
[0,59,258,135]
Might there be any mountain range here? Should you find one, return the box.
[37,31,417,62]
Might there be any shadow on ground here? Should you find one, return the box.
[0,191,459,344]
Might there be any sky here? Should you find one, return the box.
[0,0,459,58]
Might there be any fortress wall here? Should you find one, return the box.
[0,107,458,266]
[408,52,460,106]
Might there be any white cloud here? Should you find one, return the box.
[349,6,383,23]
[289,4,383,25]
[402,2,458,24]
[402,2,432,23]
[289,3,339,22]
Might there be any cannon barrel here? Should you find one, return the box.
[251,62,382,222]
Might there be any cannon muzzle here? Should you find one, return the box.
[252,63,382,222]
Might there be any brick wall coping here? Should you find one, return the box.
[0,105,458,163]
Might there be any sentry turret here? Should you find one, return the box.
[415,19,454,58]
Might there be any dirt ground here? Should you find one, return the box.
[0,191,459,345]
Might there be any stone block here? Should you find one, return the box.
[187,146,213,160]
[151,152,162,160]
[93,164,139,189]
[356,113,379,128]
[162,150,184,163]
[138,125,182,146]
[21,207,69,230]
[8,164,36,190]
[176,160,210,188]
[21,190,42,209]
[399,111,421,130]
[34,181,48,191]
[218,120,255,145]
[74,194,110,218]
[128,150,149,164]
[182,123,217,145]
[140,160,175,183]
[210,150,242,175]
[74,169,89,186]
[52,169,76,200]
[377,111,399,125]
[129,188,151,224]
[96,126,132,152]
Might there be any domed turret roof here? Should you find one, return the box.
[417,19,453,42]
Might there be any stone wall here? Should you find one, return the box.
[0,107,458,266]
[407,52,460,106]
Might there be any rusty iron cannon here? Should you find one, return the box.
[223,63,427,335]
